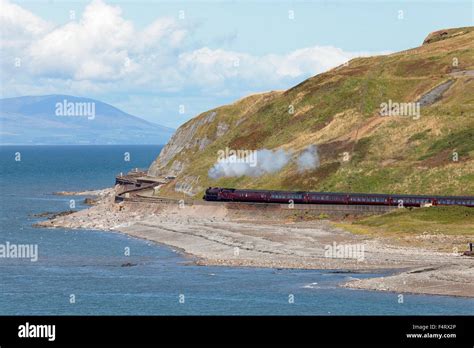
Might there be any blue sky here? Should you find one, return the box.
[2,0,473,128]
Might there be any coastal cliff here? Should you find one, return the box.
[148,27,474,198]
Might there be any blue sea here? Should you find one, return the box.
[0,145,472,315]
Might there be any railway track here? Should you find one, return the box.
[113,174,414,214]
[115,187,397,214]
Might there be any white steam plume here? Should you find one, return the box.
[296,145,320,172]
[208,145,320,179]
[208,149,290,179]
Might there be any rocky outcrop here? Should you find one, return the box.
[148,111,217,177]
[422,27,473,45]
[216,122,229,137]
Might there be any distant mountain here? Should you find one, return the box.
[0,95,175,145]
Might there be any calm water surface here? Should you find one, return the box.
[0,145,472,315]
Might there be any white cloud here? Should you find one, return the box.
[178,48,243,87]
[177,46,375,91]
[0,0,389,120]
[135,17,187,52]
[0,0,51,50]
[28,0,134,80]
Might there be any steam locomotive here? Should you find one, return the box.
[203,187,474,207]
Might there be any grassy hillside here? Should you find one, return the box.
[148,27,474,198]
[334,206,474,251]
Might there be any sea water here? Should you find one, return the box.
[0,145,472,315]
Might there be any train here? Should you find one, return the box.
[203,187,474,207]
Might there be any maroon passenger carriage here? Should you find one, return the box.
[203,187,474,207]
